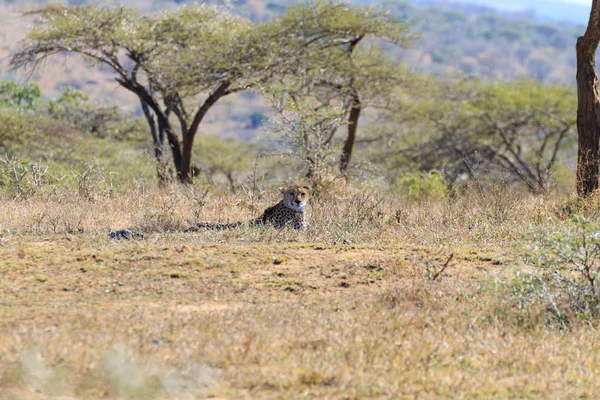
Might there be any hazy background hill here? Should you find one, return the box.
[424,0,590,24]
[0,0,588,139]
[384,0,582,82]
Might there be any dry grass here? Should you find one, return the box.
[1,184,598,399]
[0,183,567,246]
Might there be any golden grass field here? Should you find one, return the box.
[2,184,600,398]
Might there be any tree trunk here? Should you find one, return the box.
[576,0,600,196]
[179,136,195,184]
[141,101,171,185]
[340,93,361,175]
[117,78,185,185]
[159,117,184,175]
[141,101,162,159]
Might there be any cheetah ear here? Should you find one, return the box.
[279,187,285,194]
[303,186,310,191]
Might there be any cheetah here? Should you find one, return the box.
[184,185,310,232]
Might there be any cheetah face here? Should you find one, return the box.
[280,185,310,211]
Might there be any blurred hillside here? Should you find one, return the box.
[388,0,582,82]
[423,0,590,24]
[0,0,585,139]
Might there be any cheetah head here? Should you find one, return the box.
[280,185,310,212]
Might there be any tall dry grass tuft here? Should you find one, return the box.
[0,182,572,248]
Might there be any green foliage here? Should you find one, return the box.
[266,1,411,94]
[46,86,89,112]
[11,1,414,183]
[266,93,347,184]
[532,215,600,289]
[0,81,41,110]
[261,1,412,176]
[393,171,446,201]
[273,1,412,47]
[46,86,145,141]
[143,4,259,98]
[0,153,54,198]
[5,1,580,191]
[500,270,589,328]
[375,77,576,193]
[514,215,600,325]
[0,108,31,148]
[194,136,257,187]
[0,109,156,194]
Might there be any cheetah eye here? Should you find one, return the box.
[300,193,305,198]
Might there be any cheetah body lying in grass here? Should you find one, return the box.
[185,185,310,232]
[108,229,146,240]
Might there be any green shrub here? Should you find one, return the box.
[0,81,41,111]
[0,154,52,198]
[0,109,31,149]
[195,136,258,187]
[503,270,596,328]
[512,215,600,326]
[393,171,447,201]
[46,86,146,141]
[533,215,600,293]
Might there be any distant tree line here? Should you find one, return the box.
[8,1,584,196]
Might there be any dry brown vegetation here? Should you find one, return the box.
[2,184,600,398]
[0,0,592,397]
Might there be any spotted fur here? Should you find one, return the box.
[185,185,310,232]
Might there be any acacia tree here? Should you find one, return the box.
[11,5,277,184]
[12,2,411,184]
[576,0,600,196]
[267,91,348,183]
[375,78,576,194]
[266,2,411,177]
